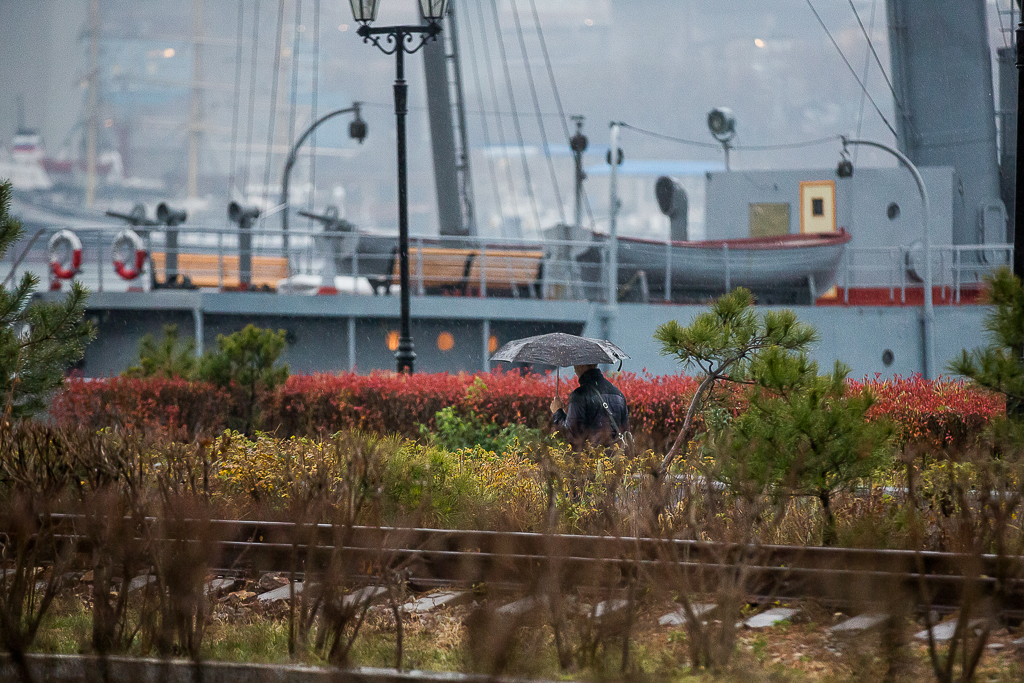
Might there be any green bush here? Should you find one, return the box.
[420,405,545,453]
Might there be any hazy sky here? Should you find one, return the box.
[0,0,1011,237]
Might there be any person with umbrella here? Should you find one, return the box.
[490,333,630,449]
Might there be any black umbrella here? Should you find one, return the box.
[489,332,629,397]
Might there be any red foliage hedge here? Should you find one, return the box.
[50,371,1005,451]
[51,377,234,437]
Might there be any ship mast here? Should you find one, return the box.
[85,0,99,208]
[423,5,475,237]
[187,0,204,199]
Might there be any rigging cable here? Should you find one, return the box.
[510,0,565,225]
[847,0,899,111]
[995,0,1008,49]
[805,0,898,140]
[227,0,246,200]
[620,122,836,151]
[459,0,507,226]
[852,0,879,164]
[474,0,519,227]
[241,0,263,198]
[307,0,320,241]
[287,0,302,150]
[490,0,542,235]
[261,0,287,216]
[528,0,595,230]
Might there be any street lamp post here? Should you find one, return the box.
[841,135,935,380]
[280,102,366,268]
[350,0,449,374]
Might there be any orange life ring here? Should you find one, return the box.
[48,229,83,279]
[112,229,147,280]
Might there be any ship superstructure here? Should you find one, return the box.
[2,0,1015,379]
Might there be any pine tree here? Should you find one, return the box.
[656,288,890,544]
[949,267,1024,411]
[124,324,197,379]
[198,324,288,434]
[0,181,94,417]
[721,349,890,544]
[653,288,818,475]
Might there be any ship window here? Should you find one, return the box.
[437,332,455,352]
[887,202,900,220]
[488,335,499,354]
[882,349,894,366]
[811,198,824,216]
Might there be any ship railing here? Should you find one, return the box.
[839,243,1014,304]
[2,224,608,301]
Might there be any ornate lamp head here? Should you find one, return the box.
[349,0,380,23]
[419,0,449,22]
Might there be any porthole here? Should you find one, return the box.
[437,331,455,352]
[488,335,499,354]
[882,349,894,366]
[886,202,900,220]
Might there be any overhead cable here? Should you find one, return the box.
[308,0,321,234]
[459,0,507,223]
[241,0,262,196]
[847,0,900,111]
[529,0,595,230]
[805,0,898,139]
[490,0,542,235]
[620,122,836,151]
[261,0,287,215]
[852,0,878,164]
[474,0,519,221]
[510,0,565,224]
[287,0,303,150]
[227,0,245,200]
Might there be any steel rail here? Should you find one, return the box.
[13,516,1023,615]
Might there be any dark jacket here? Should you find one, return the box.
[552,368,629,448]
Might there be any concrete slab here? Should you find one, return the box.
[342,585,387,610]
[742,607,799,629]
[126,575,156,593]
[828,613,889,634]
[658,603,717,627]
[496,596,542,617]
[205,578,237,595]
[914,618,987,641]
[593,599,629,619]
[401,591,470,614]
[257,582,304,603]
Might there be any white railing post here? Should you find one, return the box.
[416,238,424,296]
[664,239,671,302]
[97,233,104,292]
[723,243,730,292]
[218,230,225,290]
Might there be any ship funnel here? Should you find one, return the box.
[655,176,688,242]
[156,203,187,226]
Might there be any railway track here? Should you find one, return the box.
[26,516,1024,617]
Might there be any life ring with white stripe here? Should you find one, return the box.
[47,229,83,280]
[112,229,147,280]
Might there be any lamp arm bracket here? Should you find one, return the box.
[357,23,441,55]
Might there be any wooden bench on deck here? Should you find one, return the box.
[387,247,475,294]
[151,252,290,291]
[380,246,544,297]
[466,249,544,298]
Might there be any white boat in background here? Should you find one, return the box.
[616,229,851,298]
